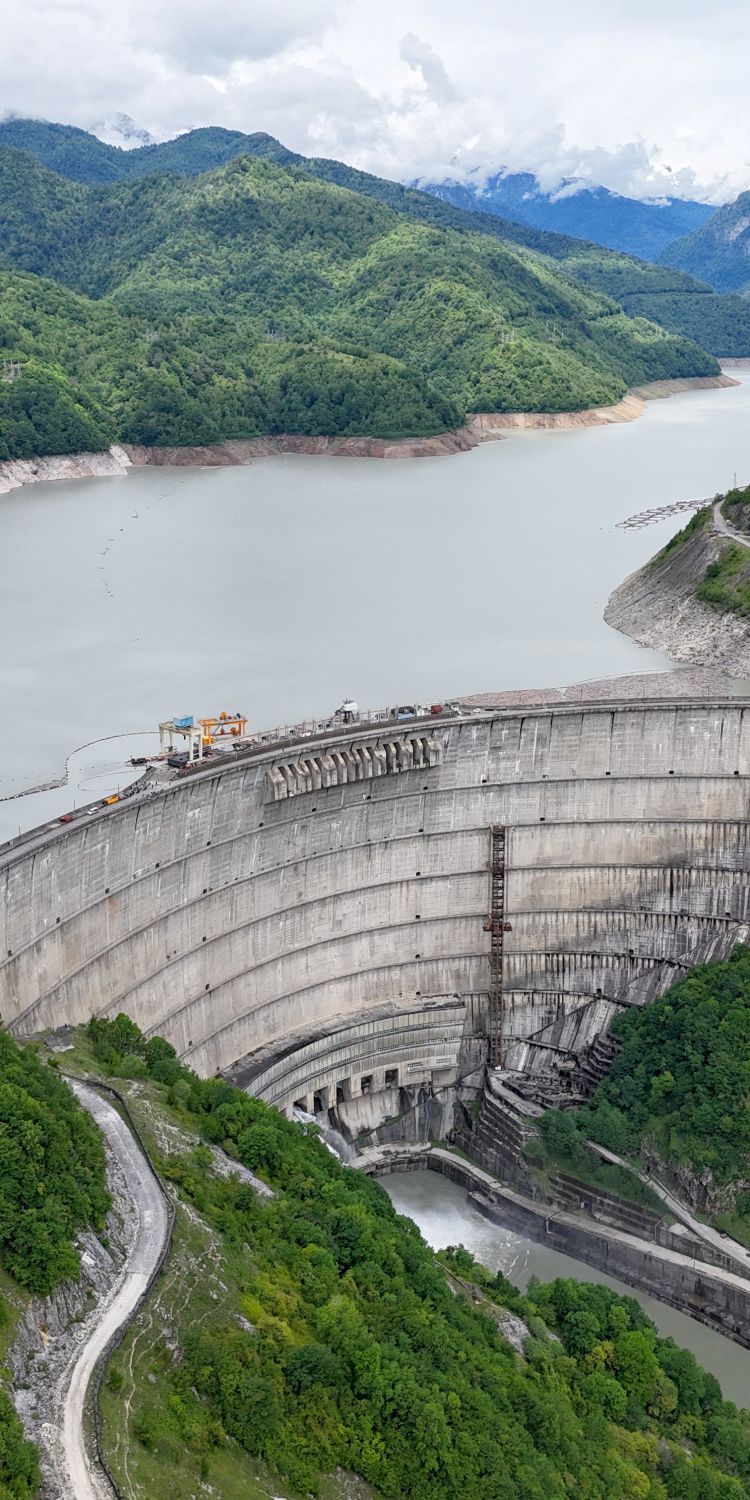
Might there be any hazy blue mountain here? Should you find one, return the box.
[418,172,713,259]
[660,190,750,292]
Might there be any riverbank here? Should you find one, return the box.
[366,1144,750,1351]
[0,374,737,496]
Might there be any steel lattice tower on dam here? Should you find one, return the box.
[0,695,749,1130]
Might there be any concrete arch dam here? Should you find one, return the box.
[1,699,749,1127]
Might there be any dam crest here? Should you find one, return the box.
[0,694,749,1137]
[1,692,749,1136]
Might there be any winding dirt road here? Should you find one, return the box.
[713,499,750,550]
[63,1081,170,1500]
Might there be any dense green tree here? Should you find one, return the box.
[89,1014,750,1500]
[3,118,750,352]
[540,947,750,1197]
[0,1032,109,1293]
[0,148,724,461]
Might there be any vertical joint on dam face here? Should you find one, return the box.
[1,699,749,1099]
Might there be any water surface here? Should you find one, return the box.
[3,372,750,824]
[384,1169,750,1407]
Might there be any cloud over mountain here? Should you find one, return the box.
[3,0,749,202]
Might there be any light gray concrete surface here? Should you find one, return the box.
[61,1082,169,1500]
[1,701,750,1086]
[587,1140,750,1277]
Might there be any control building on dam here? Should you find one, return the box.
[1,696,749,1138]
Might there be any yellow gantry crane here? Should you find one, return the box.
[159,711,248,764]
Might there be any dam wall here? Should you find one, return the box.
[0,699,749,1103]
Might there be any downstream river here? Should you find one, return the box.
[3,372,750,833]
[384,1170,750,1407]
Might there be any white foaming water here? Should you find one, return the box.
[293,1108,355,1165]
[383,1169,750,1408]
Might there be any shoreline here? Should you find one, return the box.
[604,515,750,680]
[0,374,737,497]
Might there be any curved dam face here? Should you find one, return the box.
[0,700,749,1119]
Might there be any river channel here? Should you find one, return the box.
[383,1170,750,1406]
[3,372,750,835]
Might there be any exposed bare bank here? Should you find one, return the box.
[0,375,737,496]
[605,523,750,677]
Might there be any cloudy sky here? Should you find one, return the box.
[4,0,750,202]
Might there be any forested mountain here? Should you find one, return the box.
[661,191,750,293]
[4,118,750,356]
[0,118,296,186]
[0,148,721,459]
[419,171,713,259]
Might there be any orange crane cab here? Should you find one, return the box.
[159,711,248,766]
[198,712,248,749]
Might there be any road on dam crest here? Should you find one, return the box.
[61,1081,170,1500]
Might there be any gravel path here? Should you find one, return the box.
[713,499,750,549]
[62,1082,170,1500]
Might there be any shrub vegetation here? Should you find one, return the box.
[87,1013,750,1499]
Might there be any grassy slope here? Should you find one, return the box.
[3,119,749,354]
[644,490,750,616]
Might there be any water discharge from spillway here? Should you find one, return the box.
[293,1108,356,1164]
[384,1170,750,1409]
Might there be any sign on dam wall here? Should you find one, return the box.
[1,695,750,1111]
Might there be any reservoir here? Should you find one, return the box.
[383,1170,750,1407]
[3,372,750,831]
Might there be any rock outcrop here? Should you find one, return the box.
[0,446,132,496]
[605,523,750,677]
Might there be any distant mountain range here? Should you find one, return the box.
[660,191,750,294]
[417,172,714,261]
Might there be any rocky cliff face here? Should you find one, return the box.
[0,446,131,496]
[642,1142,750,1218]
[605,523,750,676]
[8,1124,137,1498]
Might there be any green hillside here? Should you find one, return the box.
[0,271,459,456]
[538,947,750,1246]
[3,118,750,354]
[0,1031,113,1500]
[71,1013,750,1500]
[0,149,720,459]
[661,191,750,294]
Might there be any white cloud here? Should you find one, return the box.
[2,0,750,202]
[398,33,457,103]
